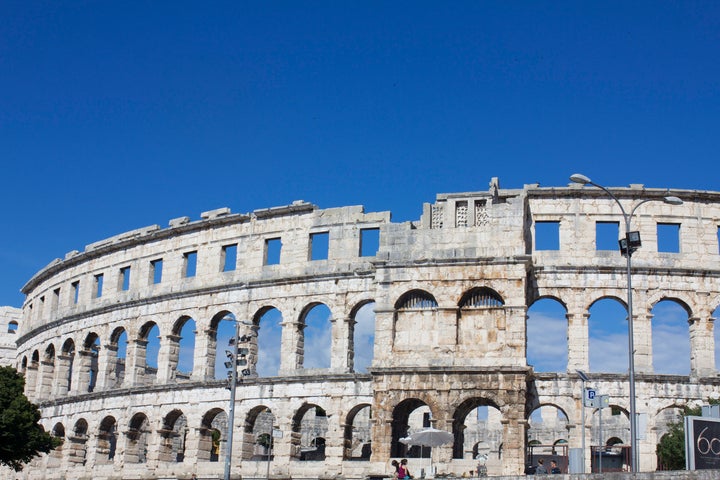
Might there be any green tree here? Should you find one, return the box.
[656,404,704,471]
[0,366,59,471]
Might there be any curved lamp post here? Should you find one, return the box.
[569,174,682,473]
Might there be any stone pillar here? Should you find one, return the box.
[372,304,395,367]
[25,363,38,400]
[196,328,216,381]
[279,317,302,374]
[689,313,715,377]
[125,339,149,386]
[98,344,118,390]
[157,334,181,383]
[36,359,55,401]
[331,316,352,373]
[500,412,527,476]
[633,309,653,374]
[65,434,89,467]
[54,354,73,397]
[71,349,94,394]
[566,312,589,372]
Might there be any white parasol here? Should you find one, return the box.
[401,428,454,477]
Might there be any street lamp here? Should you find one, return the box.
[224,319,254,480]
[576,369,589,473]
[570,174,682,473]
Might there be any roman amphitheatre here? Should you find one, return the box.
[3,178,720,479]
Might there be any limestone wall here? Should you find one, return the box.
[8,180,720,479]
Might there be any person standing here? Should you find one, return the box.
[550,460,561,474]
[535,458,548,474]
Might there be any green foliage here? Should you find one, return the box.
[0,366,59,471]
[656,403,711,471]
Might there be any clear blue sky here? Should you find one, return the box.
[2,1,719,308]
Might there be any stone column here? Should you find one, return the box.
[98,344,118,390]
[54,354,73,397]
[24,364,38,399]
[633,309,653,374]
[125,339,149,386]
[157,334,181,383]
[566,311,589,373]
[372,304,395,367]
[331,315,352,373]
[36,359,55,401]
[71,349,94,394]
[196,328,216,381]
[689,311,715,377]
[279,317,302,374]
[500,412,528,476]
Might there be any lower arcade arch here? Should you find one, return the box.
[199,408,227,463]
[158,409,188,462]
[391,398,433,459]
[343,404,372,460]
[292,403,329,461]
[453,399,504,462]
[96,416,118,464]
[125,412,150,464]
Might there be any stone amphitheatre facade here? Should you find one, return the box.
[4,178,720,479]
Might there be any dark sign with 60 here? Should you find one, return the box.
[685,416,720,470]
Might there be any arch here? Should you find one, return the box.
[526,298,567,372]
[459,287,504,308]
[343,403,372,460]
[199,408,227,462]
[254,306,283,377]
[351,301,376,373]
[527,404,569,459]
[291,403,328,461]
[395,290,438,310]
[243,406,275,461]
[588,298,628,373]
[171,315,196,379]
[58,339,75,395]
[108,327,128,388]
[8,320,18,333]
[453,398,502,461]
[651,299,691,374]
[137,321,160,384]
[96,416,118,464]
[125,412,150,464]
[159,409,188,462]
[68,419,88,466]
[48,422,65,467]
[81,332,101,393]
[391,398,432,458]
[300,303,332,369]
[210,310,237,380]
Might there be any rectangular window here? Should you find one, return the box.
[72,281,80,304]
[657,223,681,253]
[310,231,329,260]
[264,238,281,265]
[222,244,237,272]
[52,288,60,311]
[360,228,380,257]
[94,274,104,298]
[151,259,163,284]
[455,201,468,227]
[596,222,620,251]
[120,266,131,291]
[535,221,560,251]
[183,251,197,278]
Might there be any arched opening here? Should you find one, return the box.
[159,409,188,462]
[301,303,332,369]
[351,302,375,373]
[210,311,236,380]
[391,399,433,459]
[394,290,438,350]
[243,406,276,460]
[172,316,196,380]
[7,320,18,334]
[527,298,567,372]
[48,422,65,466]
[255,307,283,377]
[96,416,117,464]
[527,405,569,473]
[138,322,161,384]
[453,400,503,475]
[59,339,75,395]
[588,298,628,373]
[457,287,506,351]
[125,413,150,463]
[651,300,691,374]
[38,344,56,400]
[343,404,372,460]
[109,328,128,388]
[199,409,227,463]
[82,333,100,392]
[68,419,88,466]
[292,404,328,461]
